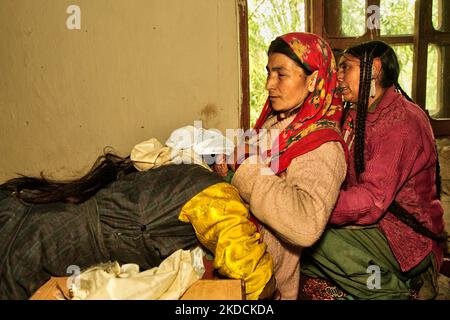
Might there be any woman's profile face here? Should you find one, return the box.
[337,54,360,103]
[265,53,312,113]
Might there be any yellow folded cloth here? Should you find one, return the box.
[179,182,273,300]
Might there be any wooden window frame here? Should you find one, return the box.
[239,0,450,136]
[238,0,250,131]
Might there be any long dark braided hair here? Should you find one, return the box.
[342,41,400,179]
[354,51,373,178]
[341,41,445,242]
[0,149,136,204]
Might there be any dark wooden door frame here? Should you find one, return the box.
[238,0,250,131]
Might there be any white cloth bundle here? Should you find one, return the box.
[69,247,205,300]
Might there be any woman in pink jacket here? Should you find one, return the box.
[301,41,446,300]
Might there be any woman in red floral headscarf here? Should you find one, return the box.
[215,32,348,299]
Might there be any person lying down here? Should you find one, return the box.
[0,127,274,300]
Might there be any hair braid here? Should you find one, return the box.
[435,150,442,200]
[354,52,373,180]
[394,82,414,103]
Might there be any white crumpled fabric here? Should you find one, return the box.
[130,138,176,171]
[130,137,209,171]
[166,125,235,156]
[69,247,205,300]
[130,125,235,172]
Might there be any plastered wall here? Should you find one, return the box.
[0,0,242,182]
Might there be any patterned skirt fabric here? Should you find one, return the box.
[299,276,349,300]
[299,275,419,300]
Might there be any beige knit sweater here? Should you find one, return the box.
[231,114,347,299]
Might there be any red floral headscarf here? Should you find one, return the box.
[254,32,348,174]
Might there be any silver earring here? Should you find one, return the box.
[369,78,376,98]
[313,74,318,87]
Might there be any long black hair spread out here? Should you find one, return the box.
[343,41,446,242]
[0,149,136,204]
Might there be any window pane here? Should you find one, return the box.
[248,0,306,126]
[433,0,449,32]
[391,45,413,97]
[341,0,365,36]
[426,45,439,117]
[381,0,415,35]
[432,0,441,31]
[429,45,450,119]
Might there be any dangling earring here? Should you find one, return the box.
[369,65,376,98]
[369,78,376,98]
[311,73,318,90]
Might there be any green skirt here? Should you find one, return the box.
[301,226,439,300]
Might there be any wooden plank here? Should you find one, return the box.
[30,277,70,300]
[431,118,450,138]
[323,0,342,38]
[180,279,244,300]
[307,0,324,37]
[429,32,450,45]
[30,277,244,300]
